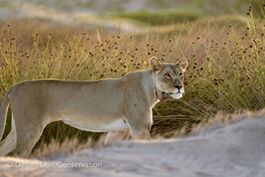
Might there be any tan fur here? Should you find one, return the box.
[0,57,188,158]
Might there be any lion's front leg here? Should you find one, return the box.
[129,128,151,139]
[125,106,153,140]
[104,129,130,145]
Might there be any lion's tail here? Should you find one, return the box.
[0,115,17,156]
[0,88,17,156]
[0,90,11,140]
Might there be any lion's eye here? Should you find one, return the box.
[164,73,171,78]
[179,73,183,76]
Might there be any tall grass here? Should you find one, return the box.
[0,5,265,149]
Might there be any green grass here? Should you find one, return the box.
[114,9,202,26]
[112,1,265,26]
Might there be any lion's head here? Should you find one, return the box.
[150,57,188,99]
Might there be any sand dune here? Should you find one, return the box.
[0,3,143,32]
[0,112,265,177]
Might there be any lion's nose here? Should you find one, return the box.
[175,85,182,90]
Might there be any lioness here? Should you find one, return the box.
[0,57,188,157]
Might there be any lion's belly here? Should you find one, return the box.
[63,119,128,132]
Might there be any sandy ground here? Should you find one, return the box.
[0,1,146,33]
[0,113,265,177]
[0,3,143,32]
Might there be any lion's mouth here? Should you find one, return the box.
[163,90,181,95]
[161,90,183,100]
[156,88,184,100]
[161,91,182,99]
[170,92,183,99]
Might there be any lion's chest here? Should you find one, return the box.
[63,119,128,132]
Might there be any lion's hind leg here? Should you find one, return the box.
[14,122,45,158]
[11,106,47,158]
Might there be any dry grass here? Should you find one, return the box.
[0,5,265,154]
[31,136,106,159]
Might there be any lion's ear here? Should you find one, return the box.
[177,58,188,71]
[149,57,161,71]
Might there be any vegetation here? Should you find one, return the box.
[114,9,202,26]
[113,0,265,26]
[0,3,265,154]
